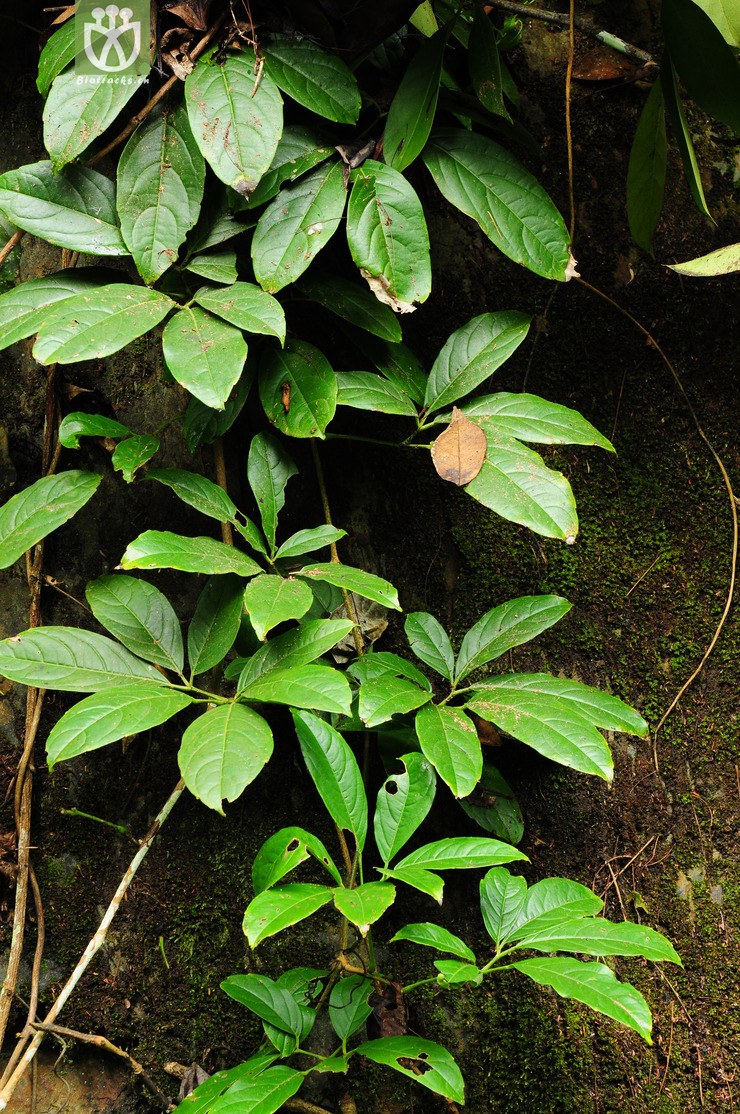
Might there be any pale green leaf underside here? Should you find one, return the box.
[44,69,139,170]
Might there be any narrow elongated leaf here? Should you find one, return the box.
[359,675,432,728]
[0,162,127,255]
[179,703,273,812]
[194,283,286,342]
[329,975,374,1042]
[365,338,428,403]
[627,80,667,255]
[334,882,396,935]
[391,922,475,962]
[480,867,528,946]
[355,1037,465,1104]
[188,574,244,676]
[59,412,132,449]
[347,161,432,311]
[252,827,341,893]
[185,49,283,194]
[404,612,455,680]
[394,836,526,872]
[0,628,164,691]
[336,372,418,417]
[667,243,740,276]
[259,338,337,438]
[247,432,297,550]
[517,917,681,963]
[292,710,367,850]
[661,62,711,219]
[240,664,351,715]
[455,595,570,682]
[380,865,444,903]
[414,705,482,798]
[236,619,354,687]
[512,957,654,1042]
[37,18,76,98]
[46,684,191,767]
[423,130,571,280]
[252,161,347,293]
[244,575,313,641]
[662,0,740,131]
[246,126,333,209]
[461,393,614,451]
[117,102,205,284]
[148,468,239,524]
[0,270,118,354]
[471,674,648,736]
[206,1066,303,1114]
[86,573,183,673]
[423,313,530,415]
[384,28,446,171]
[509,877,604,942]
[263,35,360,123]
[0,471,100,570]
[43,70,139,169]
[297,563,400,610]
[33,285,174,365]
[469,6,509,118]
[243,883,335,947]
[221,974,305,1038]
[162,306,247,410]
[300,276,403,342]
[274,526,346,561]
[121,531,262,576]
[374,752,436,865]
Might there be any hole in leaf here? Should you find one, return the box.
[286,839,300,852]
[385,780,399,795]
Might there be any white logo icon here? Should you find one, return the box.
[83,5,141,72]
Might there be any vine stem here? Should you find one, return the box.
[487,1,655,66]
[0,778,186,1111]
[0,229,23,266]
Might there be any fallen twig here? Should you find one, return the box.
[487,1,655,66]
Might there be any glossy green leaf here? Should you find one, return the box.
[33,285,174,365]
[384,28,446,171]
[347,161,432,311]
[247,432,297,551]
[374,752,437,865]
[480,867,528,946]
[185,49,283,195]
[662,0,740,130]
[334,882,396,935]
[186,187,243,254]
[43,69,139,169]
[263,972,316,1057]
[404,612,455,680]
[246,126,333,209]
[252,161,346,293]
[0,627,164,691]
[469,6,509,119]
[121,531,262,577]
[329,975,374,1043]
[263,35,360,123]
[117,102,205,284]
[0,162,127,255]
[349,652,431,692]
[243,883,334,948]
[692,0,739,44]
[236,619,354,688]
[274,526,346,561]
[240,664,351,715]
[394,835,527,872]
[179,703,273,813]
[58,412,132,449]
[37,18,76,98]
[414,704,482,798]
[470,674,648,736]
[355,1037,465,1104]
[194,283,285,342]
[185,249,238,285]
[300,276,403,342]
[455,595,571,682]
[661,61,711,219]
[336,372,418,417]
[175,1055,280,1113]
[379,865,444,903]
[459,761,524,844]
[206,1066,303,1114]
[460,393,614,451]
[46,684,191,768]
[435,959,483,985]
[148,468,239,525]
[423,312,530,415]
[423,130,571,280]
[667,242,740,276]
[508,877,604,942]
[516,917,681,963]
[221,973,305,1038]
[512,957,654,1042]
[364,337,428,404]
[359,675,432,728]
[112,434,159,482]
[162,306,247,410]
[252,826,341,893]
[244,575,313,641]
[183,367,253,452]
[0,270,117,354]
[259,338,337,438]
[627,80,667,255]
[188,575,245,676]
[391,921,475,961]
[297,563,400,610]
[0,471,100,570]
[86,573,183,673]
[292,710,367,849]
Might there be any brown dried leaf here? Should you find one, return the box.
[573,47,637,83]
[162,0,207,30]
[359,269,416,314]
[368,980,408,1039]
[431,408,486,487]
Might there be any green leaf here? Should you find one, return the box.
[374,752,437,865]
[175,1055,280,1113]
[455,595,570,682]
[188,575,245,676]
[112,434,159,482]
[259,338,337,438]
[379,865,444,904]
[394,836,527,872]
[239,664,351,715]
[511,957,654,1043]
[162,306,247,410]
[0,162,127,256]
[465,424,579,541]
[0,628,164,692]
[194,283,286,343]
[627,80,667,255]
[667,242,740,276]
[469,6,509,119]
[661,61,711,219]
[460,761,524,844]
[347,161,432,311]
[179,703,273,813]
[384,28,446,171]
[117,102,205,285]
[336,372,418,417]
[221,974,305,1039]
[516,917,681,964]
[692,0,740,44]
[274,526,346,561]
[185,49,283,195]
[43,69,139,170]
[364,338,428,404]
[470,674,648,736]
[423,313,530,416]
[508,877,604,942]
[263,35,361,123]
[252,161,347,293]
[86,573,183,673]
[252,826,342,893]
[46,684,191,768]
[414,704,482,798]
[247,433,297,551]
[244,575,313,641]
[183,367,253,452]
[329,975,374,1042]
[185,249,238,285]
[246,126,333,210]
[186,187,243,255]
[206,1066,303,1114]
[334,882,396,935]
[121,531,262,577]
[662,0,740,131]
[423,130,571,280]
[390,921,476,962]
[434,959,483,985]
[349,652,431,692]
[37,18,76,98]
[292,710,367,850]
[405,612,455,680]
[297,563,400,610]
[148,468,239,525]
[33,285,174,365]
[359,675,432,728]
[58,412,132,449]
[299,276,403,342]
[236,619,354,688]
[355,1037,465,1104]
[243,883,335,948]
[460,393,614,451]
[0,269,118,354]
[480,867,528,946]
[0,471,100,570]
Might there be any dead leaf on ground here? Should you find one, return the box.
[161,0,207,29]
[368,980,408,1039]
[431,407,486,486]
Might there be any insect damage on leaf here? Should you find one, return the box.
[431,408,487,486]
[360,269,416,314]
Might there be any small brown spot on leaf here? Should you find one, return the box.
[431,408,486,486]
